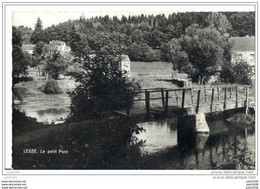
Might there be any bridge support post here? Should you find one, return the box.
[245,86,249,114]
[165,91,169,114]
[224,87,227,110]
[196,90,201,114]
[161,88,165,107]
[145,90,150,114]
[177,113,209,145]
[181,89,186,108]
[210,88,214,112]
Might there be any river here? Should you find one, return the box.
[134,118,255,169]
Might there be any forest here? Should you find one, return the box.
[13,12,255,84]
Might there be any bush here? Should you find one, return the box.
[13,86,27,102]
[13,76,34,84]
[69,52,140,120]
[42,79,61,94]
[220,61,253,85]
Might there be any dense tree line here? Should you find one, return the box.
[13,11,254,84]
[15,12,254,61]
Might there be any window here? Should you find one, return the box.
[250,54,255,63]
[237,54,242,61]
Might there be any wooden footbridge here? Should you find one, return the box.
[114,85,253,117]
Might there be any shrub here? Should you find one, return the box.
[221,61,253,85]
[13,86,27,102]
[69,52,140,120]
[42,79,61,94]
[13,76,34,84]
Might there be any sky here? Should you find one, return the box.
[13,11,176,29]
[12,4,255,29]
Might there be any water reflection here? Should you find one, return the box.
[136,120,178,154]
[135,118,255,169]
[17,93,70,124]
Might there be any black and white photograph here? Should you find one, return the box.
[1,1,258,188]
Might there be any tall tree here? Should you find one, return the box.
[130,29,144,44]
[168,24,230,84]
[44,52,67,79]
[69,27,89,63]
[12,26,23,47]
[225,12,255,37]
[69,46,140,120]
[12,45,28,78]
[30,18,45,44]
[12,26,28,77]
[206,12,232,35]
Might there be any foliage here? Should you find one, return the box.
[130,29,145,44]
[68,28,89,62]
[224,12,255,37]
[12,114,145,169]
[165,24,230,83]
[12,27,32,78]
[42,79,61,94]
[33,41,46,56]
[12,26,23,47]
[17,26,33,44]
[12,45,28,78]
[213,138,255,169]
[69,49,140,120]
[30,18,45,44]
[12,108,44,137]
[32,12,254,62]
[226,113,255,129]
[220,60,253,85]
[205,12,232,35]
[12,76,34,85]
[33,40,72,79]
[128,42,160,62]
[44,52,68,79]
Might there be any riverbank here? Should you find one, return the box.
[13,78,77,124]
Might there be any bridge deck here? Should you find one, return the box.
[114,85,253,117]
[114,102,246,117]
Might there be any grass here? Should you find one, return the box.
[130,61,172,72]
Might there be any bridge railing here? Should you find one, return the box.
[124,85,253,116]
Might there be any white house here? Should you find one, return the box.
[229,36,255,72]
[49,40,71,55]
[21,44,35,54]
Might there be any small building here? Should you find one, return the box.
[21,44,35,54]
[118,55,131,75]
[229,36,255,69]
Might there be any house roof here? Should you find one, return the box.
[21,44,35,51]
[120,55,130,61]
[229,36,255,52]
[115,55,130,62]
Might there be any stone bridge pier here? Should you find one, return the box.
[177,113,209,146]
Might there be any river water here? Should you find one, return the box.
[135,118,255,169]
[16,93,70,124]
